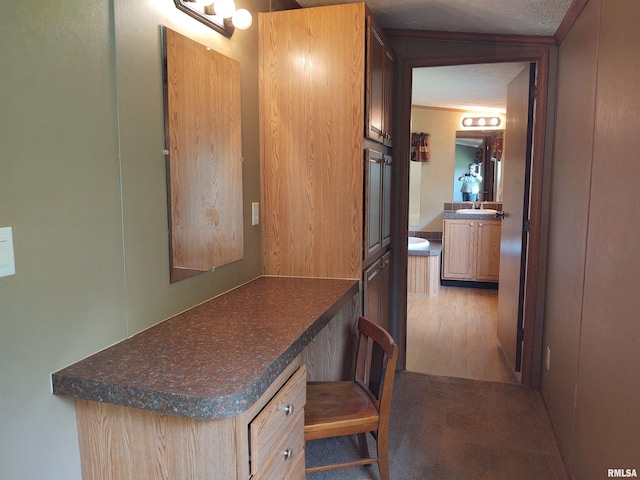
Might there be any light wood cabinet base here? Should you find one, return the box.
[75,360,303,480]
[408,254,440,296]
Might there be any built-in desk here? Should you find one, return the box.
[52,276,359,480]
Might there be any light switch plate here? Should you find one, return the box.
[0,227,16,277]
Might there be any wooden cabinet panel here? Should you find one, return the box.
[408,254,440,296]
[366,16,394,146]
[253,415,304,480]
[365,149,383,261]
[476,220,501,281]
[366,18,384,143]
[364,150,392,265]
[250,366,306,476]
[378,250,393,333]
[259,4,366,279]
[363,250,392,333]
[383,48,395,147]
[382,154,393,248]
[443,219,476,280]
[259,4,395,338]
[75,359,306,480]
[75,399,238,480]
[363,259,381,326]
[443,218,501,282]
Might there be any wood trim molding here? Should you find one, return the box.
[385,28,556,47]
[403,48,550,70]
[520,48,549,386]
[554,0,590,45]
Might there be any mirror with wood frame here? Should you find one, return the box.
[162,27,244,283]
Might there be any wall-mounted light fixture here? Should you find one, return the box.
[461,116,501,128]
[174,0,253,38]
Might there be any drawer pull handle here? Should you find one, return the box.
[283,404,294,416]
[283,448,293,460]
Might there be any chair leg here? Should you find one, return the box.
[377,432,390,480]
[357,433,370,458]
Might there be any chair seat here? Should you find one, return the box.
[304,381,379,440]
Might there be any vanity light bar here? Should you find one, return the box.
[462,116,501,128]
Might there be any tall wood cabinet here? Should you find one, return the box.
[259,2,394,329]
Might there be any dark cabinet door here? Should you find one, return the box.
[366,18,384,144]
[378,250,392,334]
[382,48,395,147]
[363,258,381,327]
[365,150,393,264]
[363,250,392,334]
[366,16,394,146]
[364,149,383,262]
[382,154,392,249]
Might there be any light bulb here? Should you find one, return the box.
[232,8,252,29]
[214,0,236,18]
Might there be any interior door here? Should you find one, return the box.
[496,64,535,372]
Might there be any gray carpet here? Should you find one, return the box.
[305,371,569,480]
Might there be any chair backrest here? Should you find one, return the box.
[354,316,398,416]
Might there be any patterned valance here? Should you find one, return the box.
[411,132,430,162]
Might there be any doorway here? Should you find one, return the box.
[407,63,521,383]
[396,48,551,386]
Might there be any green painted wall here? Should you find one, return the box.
[0,1,266,478]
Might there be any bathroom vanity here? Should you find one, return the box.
[442,209,502,283]
[52,276,359,480]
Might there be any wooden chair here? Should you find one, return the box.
[304,316,398,479]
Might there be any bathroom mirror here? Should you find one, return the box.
[453,130,503,202]
[162,27,244,283]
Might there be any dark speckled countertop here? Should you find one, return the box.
[52,276,358,420]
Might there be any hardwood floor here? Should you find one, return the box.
[406,286,518,383]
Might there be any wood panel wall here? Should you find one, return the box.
[543,0,640,476]
[258,4,366,279]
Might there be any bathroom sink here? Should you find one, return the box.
[455,208,499,215]
[408,236,430,251]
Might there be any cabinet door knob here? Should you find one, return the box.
[283,448,293,460]
[283,404,294,416]
[469,222,474,226]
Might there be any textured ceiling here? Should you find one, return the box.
[411,62,529,111]
[296,0,574,36]
[295,0,573,110]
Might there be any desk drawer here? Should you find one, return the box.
[250,365,306,475]
[252,412,304,480]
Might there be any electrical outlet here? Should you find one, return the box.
[251,202,260,226]
[546,346,551,371]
